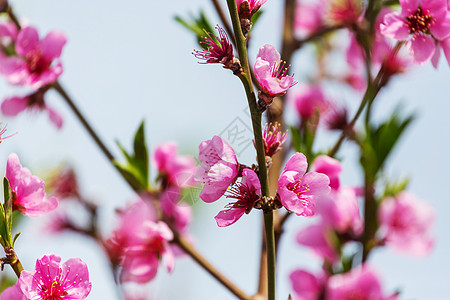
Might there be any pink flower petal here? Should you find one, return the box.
[399,0,419,13]
[1,96,29,116]
[0,281,26,300]
[431,44,441,68]
[45,105,63,129]
[0,57,28,85]
[406,34,436,64]
[430,13,450,40]
[256,44,281,65]
[215,208,246,227]
[380,13,410,41]
[15,27,39,57]
[40,31,67,61]
[283,152,308,175]
[441,37,450,65]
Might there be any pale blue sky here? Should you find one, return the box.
[1,0,449,299]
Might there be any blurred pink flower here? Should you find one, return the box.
[255,44,297,103]
[6,153,58,217]
[316,186,364,236]
[262,122,288,157]
[195,136,239,203]
[378,191,435,256]
[327,264,396,300]
[160,188,192,235]
[312,155,342,191]
[215,168,261,227]
[380,0,450,65]
[18,254,91,299]
[290,269,326,300]
[107,200,174,283]
[193,25,240,73]
[277,152,330,216]
[297,223,339,262]
[294,0,325,37]
[154,142,197,188]
[1,93,63,128]
[0,26,66,88]
[291,84,330,121]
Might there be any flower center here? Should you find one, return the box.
[406,7,435,35]
[225,183,258,213]
[287,180,312,208]
[270,60,291,80]
[26,49,50,75]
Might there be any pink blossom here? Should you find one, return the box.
[290,269,326,300]
[255,44,297,104]
[215,169,261,227]
[291,85,329,121]
[327,265,396,300]
[297,223,339,262]
[154,142,197,188]
[380,0,450,65]
[106,200,174,283]
[262,122,288,157]
[1,93,63,128]
[277,152,330,216]
[18,254,91,300]
[6,153,58,217]
[0,26,66,88]
[160,188,192,234]
[316,187,364,235]
[195,136,240,203]
[193,25,241,73]
[378,191,435,256]
[294,0,325,37]
[312,155,342,191]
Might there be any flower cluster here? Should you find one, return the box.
[0,23,66,127]
[195,135,330,226]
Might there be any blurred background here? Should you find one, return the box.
[0,0,449,299]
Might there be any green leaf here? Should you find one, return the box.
[383,177,409,198]
[0,178,12,247]
[361,111,414,180]
[251,10,263,26]
[12,232,20,247]
[133,121,149,184]
[289,126,303,153]
[175,11,215,48]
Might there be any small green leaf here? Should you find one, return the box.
[113,161,146,192]
[12,232,20,247]
[175,11,216,48]
[383,177,409,198]
[289,126,303,153]
[133,120,149,184]
[251,10,263,26]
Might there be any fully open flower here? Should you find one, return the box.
[193,25,241,74]
[18,254,91,300]
[215,169,261,227]
[380,0,450,65]
[6,153,58,216]
[1,91,63,128]
[0,26,66,88]
[195,136,240,203]
[255,44,297,106]
[378,191,435,255]
[154,142,197,188]
[277,152,330,216]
